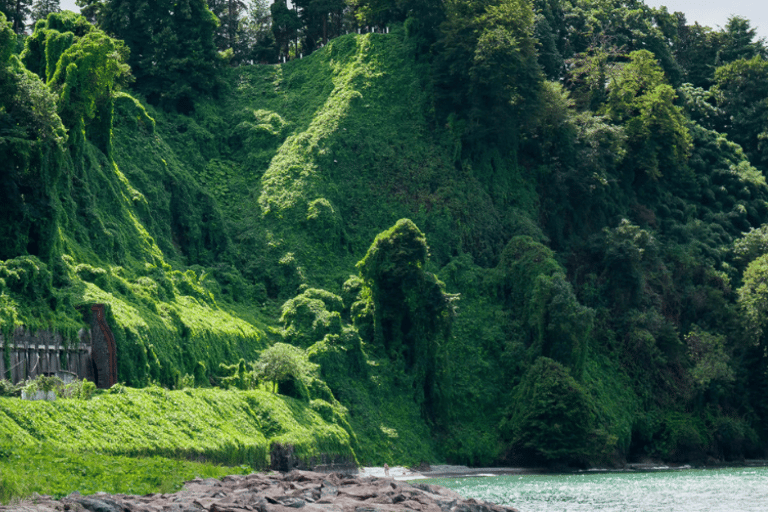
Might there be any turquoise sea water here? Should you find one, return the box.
[424,467,768,512]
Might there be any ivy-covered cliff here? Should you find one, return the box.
[3,0,768,478]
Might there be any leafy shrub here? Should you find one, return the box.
[61,379,97,400]
[685,327,734,390]
[0,380,19,397]
[217,359,252,390]
[253,343,318,398]
[502,357,611,465]
[177,373,195,389]
[280,288,343,347]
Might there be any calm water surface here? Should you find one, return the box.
[424,467,768,512]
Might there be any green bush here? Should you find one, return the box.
[502,357,611,465]
[0,380,19,398]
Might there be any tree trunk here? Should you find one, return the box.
[13,0,22,33]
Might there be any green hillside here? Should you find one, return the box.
[3,0,768,494]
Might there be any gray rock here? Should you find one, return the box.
[69,497,127,512]
[0,471,519,512]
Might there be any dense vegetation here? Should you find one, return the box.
[3,0,768,495]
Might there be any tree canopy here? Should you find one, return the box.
[100,0,220,111]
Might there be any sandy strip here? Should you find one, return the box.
[357,466,426,480]
[356,465,545,480]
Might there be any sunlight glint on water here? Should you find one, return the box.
[425,467,768,512]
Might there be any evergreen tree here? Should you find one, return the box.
[30,0,59,25]
[674,19,720,88]
[348,0,403,28]
[0,0,32,34]
[270,0,300,60]
[244,0,276,63]
[675,15,766,88]
[401,0,444,54]
[713,56,768,171]
[718,16,767,64]
[533,0,566,79]
[208,0,246,55]
[294,0,344,54]
[100,0,220,111]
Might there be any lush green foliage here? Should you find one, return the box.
[433,0,541,146]
[502,357,609,464]
[0,446,249,503]
[6,0,768,484]
[100,0,220,111]
[0,0,31,33]
[712,56,768,170]
[604,49,691,180]
[0,386,354,466]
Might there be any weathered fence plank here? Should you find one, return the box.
[1,304,116,388]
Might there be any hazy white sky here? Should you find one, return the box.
[58,0,767,40]
[645,0,768,39]
[61,0,78,12]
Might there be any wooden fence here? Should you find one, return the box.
[0,304,117,388]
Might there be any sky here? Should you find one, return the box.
[58,0,767,40]
[644,0,768,40]
[61,0,78,12]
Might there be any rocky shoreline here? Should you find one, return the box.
[0,470,520,512]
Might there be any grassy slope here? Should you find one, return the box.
[0,387,353,466]
[0,447,249,501]
[119,29,478,465]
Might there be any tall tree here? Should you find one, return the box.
[0,0,32,33]
[243,0,278,63]
[101,0,220,111]
[533,0,567,75]
[295,0,344,54]
[245,0,277,63]
[674,15,766,88]
[674,19,720,88]
[270,0,300,60]
[713,56,768,171]
[29,0,59,25]
[718,15,767,64]
[208,0,246,55]
[433,0,541,147]
[348,0,403,28]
